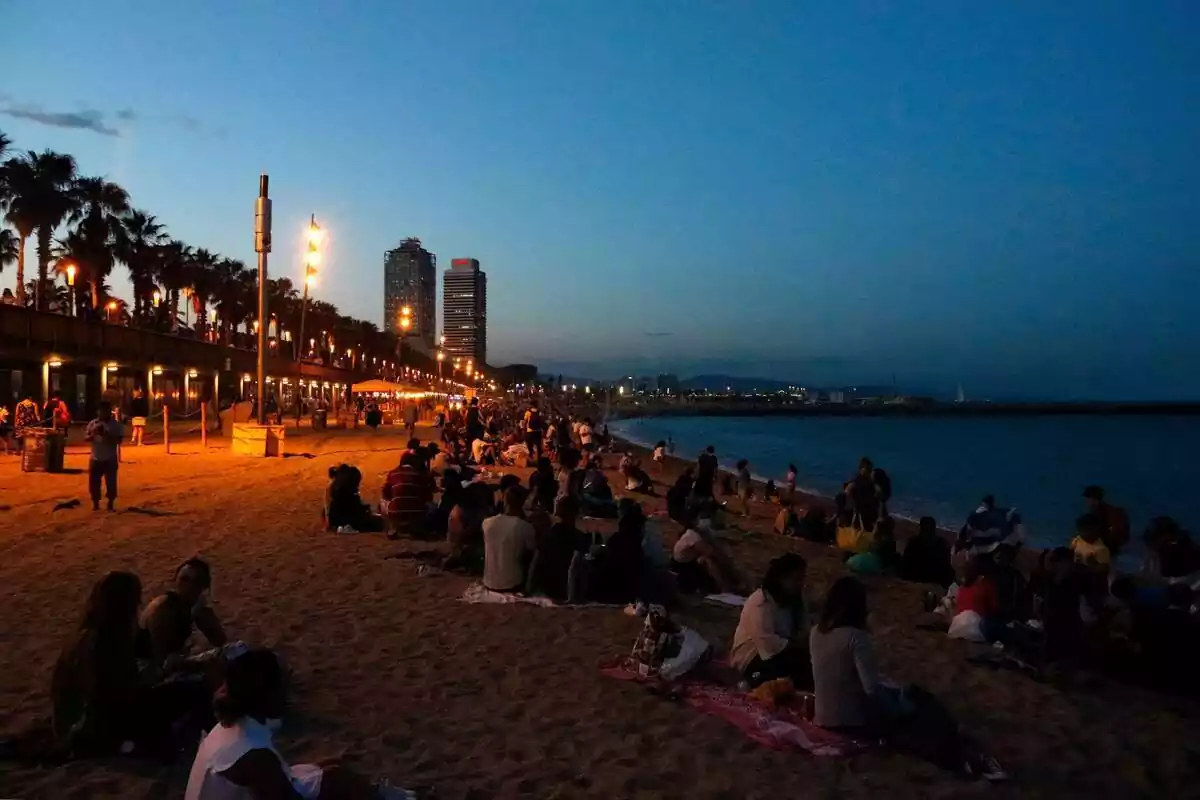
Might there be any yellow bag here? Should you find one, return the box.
[836,516,874,554]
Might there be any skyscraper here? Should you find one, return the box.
[442,258,487,366]
[383,238,436,351]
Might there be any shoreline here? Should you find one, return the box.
[612,400,1200,418]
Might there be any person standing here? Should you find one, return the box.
[128,388,149,446]
[695,445,718,500]
[1082,485,1130,557]
[404,400,419,438]
[86,402,124,511]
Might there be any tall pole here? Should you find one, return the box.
[255,174,272,425]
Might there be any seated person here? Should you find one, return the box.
[327,465,384,533]
[482,487,537,593]
[427,442,455,477]
[527,457,558,513]
[53,572,212,759]
[900,516,954,587]
[581,459,618,518]
[730,554,812,689]
[947,556,999,642]
[526,496,585,601]
[763,479,778,503]
[665,468,694,522]
[1070,512,1112,576]
[445,482,493,570]
[621,456,657,496]
[587,499,648,605]
[956,495,1025,557]
[494,474,523,514]
[991,544,1032,625]
[471,436,496,465]
[1141,516,1198,581]
[810,578,1005,779]
[185,649,413,799]
[140,558,228,669]
[846,529,897,576]
[670,514,741,595]
[798,505,834,544]
[773,503,799,537]
[381,452,434,538]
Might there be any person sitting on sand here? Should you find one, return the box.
[620,453,657,496]
[185,648,414,799]
[810,577,1006,780]
[588,499,647,604]
[1083,485,1130,557]
[797,505,834,544]
[730,554,812,689]
[53,572,213,759]
[1142,516,1198,581]
[446,482,494,569]
[482,487,537,593]
[527,457,558,513]
[666,468,694,522]
[763,479,777,503]
[326,465,385,533]
[140,558,228,670]
[381,452,435,539]
[947,556,1000,642]
[581,457,618,518]
[956,495,1025,558]
[1070,512,1112,576]
[900,517,954,587]
[670,512,741,595]
[526,496,585,601]
[846,518,899,576]
[555,447,585,504]
[773,502,799,537]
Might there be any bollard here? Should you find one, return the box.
[201,403,208,449]
[164,405,170,454]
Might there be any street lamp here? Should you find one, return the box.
[152,289,161,308]
[64,263,77,317]
[106,300,117,323]
[297,215,322,362]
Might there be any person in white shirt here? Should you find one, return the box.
[670,515,741,595]
[577,418,595,452]
[730,554,811,689]
[86,402,125,511]
[185,649,413,799]
[482,487,537,592]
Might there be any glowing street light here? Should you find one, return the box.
[297,215,323,361]
[106,299,118,324]
[152,289,162,308]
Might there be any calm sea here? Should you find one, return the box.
[609,414,1199,552]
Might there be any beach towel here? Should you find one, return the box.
[600,661,868,757]
[458,583,622,609]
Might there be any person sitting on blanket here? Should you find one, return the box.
[730,553,813,689]
[526,495,586,601]
[900,516,954,588]
[140,558,229,672]
[326,465,385,533]
[185,648,414,800]
[670,511,741,595]
[810,577,1006,780]
[482,487,537,593]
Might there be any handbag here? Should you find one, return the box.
[836,513,875,554]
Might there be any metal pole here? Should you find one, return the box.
[255,174,272,425]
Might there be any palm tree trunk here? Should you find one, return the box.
[35,226,52,311]
[15,236,27,306]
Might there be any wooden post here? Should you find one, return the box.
[163,405,171,454]
[201,402,208,449]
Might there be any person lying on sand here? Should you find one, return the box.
[810,577,1006,781]
[53,572,212,760]
[730,554,812,690]
[140,558,229,671]
[185,649,414,799]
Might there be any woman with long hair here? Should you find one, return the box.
[730,554,811,688]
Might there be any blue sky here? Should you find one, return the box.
[3,1,1198,398]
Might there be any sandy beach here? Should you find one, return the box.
[2,424,1199,799]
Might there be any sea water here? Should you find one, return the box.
[609,414,1199,551]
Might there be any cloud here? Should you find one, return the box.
[1,102,220,138]
[0,105,120,137]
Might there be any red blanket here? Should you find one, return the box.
[601,661,869,757]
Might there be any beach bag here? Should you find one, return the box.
[837,514,875,555]
[948,610,987,642]
[627,606,681,678]
[659,625,711,681]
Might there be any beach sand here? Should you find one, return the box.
[1,425,1198,798]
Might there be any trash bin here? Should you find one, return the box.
[312,409,328,430]
[21,429,65,473]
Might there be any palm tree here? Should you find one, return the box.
[186,248,220,337]
[0,227,17,276]
[0,150,78,309]
[153,239,192,331]
[115,209,166,321]
[67,176,130,309]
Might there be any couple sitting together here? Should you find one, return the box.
[729,557,1006,780]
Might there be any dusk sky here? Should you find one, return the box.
[3,2,1198,399]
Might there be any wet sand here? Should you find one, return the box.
[1,425,1197,798]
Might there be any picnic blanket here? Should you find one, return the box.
[600,661,868,757]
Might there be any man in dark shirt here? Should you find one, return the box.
[695,446,718,499]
